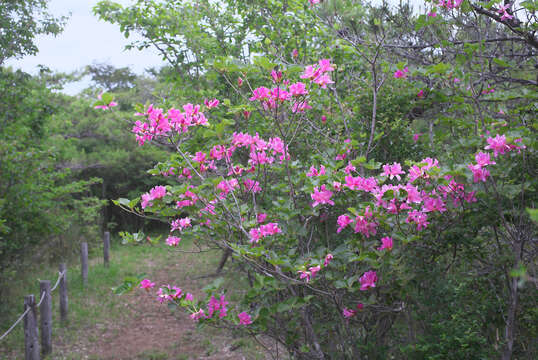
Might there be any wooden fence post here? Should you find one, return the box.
[81,242,88,287]
[103,231,110,267]
[23,295,39,360]
[39,280,52,356]
[59,263,68,323]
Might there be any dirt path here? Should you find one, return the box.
[52,252,263,360]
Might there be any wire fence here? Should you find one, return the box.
[0,270,65,342]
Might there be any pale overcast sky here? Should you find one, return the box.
[5,0,165,94]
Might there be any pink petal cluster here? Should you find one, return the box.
[249,223,282,244]
[203,98,219,109]
[141,185,167,209]
[238,312,252,325]
[306,165,326,177]
[166,236,181,247]
[359,270,378,291]
[132,103,208,145]
[300,59,335,88]
[208,295,229,319]
[311,185,334,207]
[381,162,405,181]
[393,67,409,79]
[140,279,155,290]
[378,237,393,251]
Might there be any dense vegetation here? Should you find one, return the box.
[1,0,536,359]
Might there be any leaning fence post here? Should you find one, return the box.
[23,295,39,360]
[81,242,88,287]
[39,280,52,356]
[103,231,110,267]
[59,263,68,323]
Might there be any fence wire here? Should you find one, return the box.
[0,270,65,342]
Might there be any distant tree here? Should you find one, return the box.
[85,62,137,92]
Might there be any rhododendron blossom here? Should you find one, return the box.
[336,215,353,233]
[140,279,155,290]
[378,237,393,251]
[381,162,405,180]
[393,67,409,79]
[324,253,333,267]
[311,185,334,207]
[359,271,378,291]
[238,312,252,325]
[166,236,181,247]
[485,134,510,157]
[343,308,356,318]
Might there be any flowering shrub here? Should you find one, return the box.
[106,0,536,358]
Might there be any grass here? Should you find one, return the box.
[0,235,266,359]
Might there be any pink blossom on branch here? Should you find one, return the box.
[378,237,393,251]
[311,185,335,207]
[139,279,155,290]
[238,312,252,325]
[359,270,378,291]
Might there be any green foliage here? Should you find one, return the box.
[0,0,67,65]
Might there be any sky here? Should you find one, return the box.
[5,0,165,94]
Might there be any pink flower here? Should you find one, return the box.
[140,279,155,290]
[311,185,334,207]
[141,193,152,209]
[343,307,356,318]
[413,133,422,143]
[381,163,405,181]
[259,223,282,237]
[475,152,496,167]
[298,270,311,282]
[427,11,437,17]
[271,70,282,83]
[393,67,409,79]
[289,82,308,96]
[356,303,364,310]
[166,236,181,247]
[243,179,262,193]
[249,228,262,244]
[333,181,342,191]
[485,134,510,157]
[257,213,268,223]
[237,77,243,87]
[344,162,356,175]
[249,86,271,101]
[190,309,206,321]
[208,295,228,319]
[417,89,424,98]
[193,151,207,163]
[468,164,490,183]
[324,253,333,267]
[313,74,334,88]
[359,270,378,291]
[406,210,430,231]
[306,165,326,177]
[378,237,393,251]
[308,0,321,5]
[238,312,252,325]
[292,49,299,58]
[185,293,194,301]
[336,215,353,233]
[149,185,167,199]
[203,98,219,109]
[309,265,321,279]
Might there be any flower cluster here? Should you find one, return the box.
[132,103,211,145]
[141,185,167,209]
[249,222,282,244]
